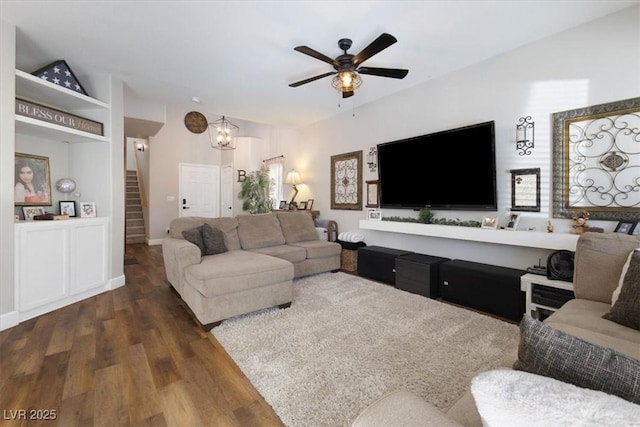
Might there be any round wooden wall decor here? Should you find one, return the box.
[184,111,208,134]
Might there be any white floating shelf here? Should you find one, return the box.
[15,69,108,110]
[359,220,579,251]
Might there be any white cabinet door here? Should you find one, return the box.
[15,218,109,322]
[16,223,69,311]
[70,220,108,294]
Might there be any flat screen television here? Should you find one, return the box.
[378,120,497,211]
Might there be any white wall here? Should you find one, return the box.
[280,7,640,269]
[0,19,16,320]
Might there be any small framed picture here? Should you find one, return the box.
[614,221,637,235]
[306,199,314,210]
[505,213,521,231]
[366,180,379,208]
[279,200,287,210]
[367,208,382,221]
[79,202,96,218]
[481,215,498,229]
[22,206,45,221]
[59,201,76,217]
[298,201,307,210]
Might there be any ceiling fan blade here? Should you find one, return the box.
[294,46,339,67]
[342,90,354,98]
[289,71,337,88]
[358,67,409,79]
[352,33,398,66]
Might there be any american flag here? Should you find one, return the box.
[31,60,88,96]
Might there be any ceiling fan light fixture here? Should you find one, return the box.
[331,71,362,93]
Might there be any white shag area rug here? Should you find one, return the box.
[212,272,520,427]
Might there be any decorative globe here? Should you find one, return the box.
[55,178,76,193]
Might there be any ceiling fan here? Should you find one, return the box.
[289,33,409,98]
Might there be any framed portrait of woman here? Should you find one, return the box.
[14,153,52,206]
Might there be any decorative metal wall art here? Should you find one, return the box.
[331,151,362,210]
[552,97,640,220]
[516,116,535,156]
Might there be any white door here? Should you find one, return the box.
[179,163,220,217]
[221,163,234,217]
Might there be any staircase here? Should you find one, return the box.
[126,170,146,244]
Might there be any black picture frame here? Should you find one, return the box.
[366,180,379,208]
[614,221,637,235]
[279,200,287,210]
[59,201,76,217]
[510,168,540,212]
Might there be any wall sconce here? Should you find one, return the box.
[208,116,239,150]
[285,170,303,206]
[136,143,145,152]
[367,147,377,172]
[516,116,534,156]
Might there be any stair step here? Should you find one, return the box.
[126,235,146,244]
[126,226,145,234]
[126,212,143,219]
[126,218,144,227]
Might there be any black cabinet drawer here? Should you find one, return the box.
[440,260,525,321]
[358,246,412,285]
[395,253,449,298]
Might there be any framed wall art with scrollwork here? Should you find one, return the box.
[552,97,640,220]
[330,150,362,210]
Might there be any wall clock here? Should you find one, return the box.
[184,111,208,134]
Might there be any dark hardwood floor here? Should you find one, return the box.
[0,244,283,427]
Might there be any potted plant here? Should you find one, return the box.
[238,166,274,213]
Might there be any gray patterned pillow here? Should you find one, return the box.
[182,225,205,255]
[202,223,227,255]
[514,315,640,404]
[603,249,640,330]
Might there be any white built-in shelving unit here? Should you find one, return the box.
[12,68,115,323]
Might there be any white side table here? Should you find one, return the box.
[520,273,574,319]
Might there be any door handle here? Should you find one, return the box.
[183,206,190,209]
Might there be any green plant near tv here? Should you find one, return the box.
[238,166,274,214]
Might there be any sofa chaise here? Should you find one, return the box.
[162,211,341,329]
[352,232,640,426]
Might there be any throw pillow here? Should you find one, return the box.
[513,314,640,404]
[202,223,227,255]
[603,249,640,330]
[182,225,205,255]
[611,249,637,306]
[471,369,640,427]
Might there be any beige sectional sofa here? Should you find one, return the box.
[162,211,341,329]
[353,232,640,426]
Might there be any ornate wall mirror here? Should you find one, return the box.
[552,97,640,220]
[511,168,540,212]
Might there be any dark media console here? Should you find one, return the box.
[357,246,525,321]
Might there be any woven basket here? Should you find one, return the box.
[341,249,358,272]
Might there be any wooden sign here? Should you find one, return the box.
[15,98,103,136]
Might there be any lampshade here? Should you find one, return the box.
[208,116,239,150]
[285,170,302,186]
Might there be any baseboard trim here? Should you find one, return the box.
[110,275,126,289]
[0,310,20,331]
[147,238,163,246]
